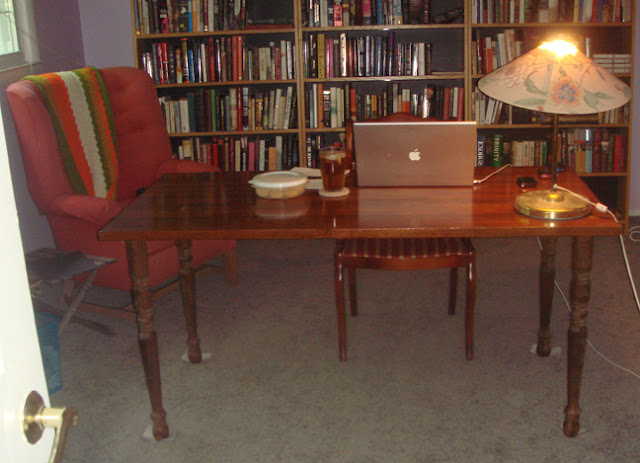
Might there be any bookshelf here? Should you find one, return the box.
[131,0,635,228]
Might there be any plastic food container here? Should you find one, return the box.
[249,171,308,199]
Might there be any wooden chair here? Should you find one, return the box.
[335,112,476,361]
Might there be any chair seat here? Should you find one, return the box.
[334,113,476,363]
[343,237,469,259]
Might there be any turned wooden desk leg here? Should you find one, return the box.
[563,236,593,438]
[537,236,557,357]
[126,240,169,440]
[176,239,202,364]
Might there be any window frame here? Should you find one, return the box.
[0,0,38,71]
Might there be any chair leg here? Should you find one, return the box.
[335,252,347,362]
[62,278,76,307]
[348,266,358,316]
[448,268,457,315]
[465,257,476,361]
[223,247,238,286]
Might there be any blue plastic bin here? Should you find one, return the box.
[34,312,62,395]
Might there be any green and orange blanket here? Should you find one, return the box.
[25,66,119,199]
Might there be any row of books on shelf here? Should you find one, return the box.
[304,32,434,79]
[472,88,546,124]
[477,134,550,167]
[561,128,627,173]
[592,53,632,73]
[142,37,295,85]
[302,0,464,27]
[476,129,627,173]
[471,0,632,24]
[159,86,297,133]
[472,88,629,125]
[306,83,463,128]
[305,134,339,167]
[472,29,523,75]
[134,0,250,35]
[175,134,300,171]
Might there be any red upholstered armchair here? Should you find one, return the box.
[6,66,237,292]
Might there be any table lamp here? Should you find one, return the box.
[478,39,631,219]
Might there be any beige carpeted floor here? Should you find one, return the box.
[51,234,640,462]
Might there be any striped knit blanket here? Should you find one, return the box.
[25,67,118,199]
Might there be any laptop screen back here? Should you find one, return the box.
[353,121,478,187]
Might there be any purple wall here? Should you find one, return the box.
[34,0,85,72]
[0,0,86,251]
[78,0,135,68]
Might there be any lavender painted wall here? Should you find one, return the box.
[77,0,135,68]
[34,0,85,72]
[0,0,85,252]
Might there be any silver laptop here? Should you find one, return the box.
[353,121,478,187]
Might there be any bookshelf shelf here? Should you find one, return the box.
[580,172,628,178]
[305,127,345,133]
[479,123,552,129]
[131,0,634,228]
[136,27,295,39]
[156,79,298,89]
[302,24,465,31]
[169,129,301,137]
[304,74,465,82]
[472,22,632,28]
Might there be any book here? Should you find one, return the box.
[409,0,421,24]
[178,0,189,31]
[432,6,463,23]
[317,33,326,79]
[283,86,294,129]
[476,133,486,167]
[275,135,283,170]
[268,145,277,170]
[492,133,504,166]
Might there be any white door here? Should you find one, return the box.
[0,108,53,461]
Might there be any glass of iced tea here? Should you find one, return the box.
[319,146,347,193]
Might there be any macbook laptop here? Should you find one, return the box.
[353,120,478,187]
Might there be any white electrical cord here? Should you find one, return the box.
[473,164,512,184]
[537,184,640,380]
[629,225,640,242]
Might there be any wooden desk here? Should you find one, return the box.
[98,166,621,440]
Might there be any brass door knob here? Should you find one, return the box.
[22,390,78,463]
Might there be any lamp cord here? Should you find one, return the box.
[538,184,640,381]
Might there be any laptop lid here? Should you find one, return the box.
[353,120,478,187]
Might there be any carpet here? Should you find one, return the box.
[51,235,640,462]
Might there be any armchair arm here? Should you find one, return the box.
[48,194,123,226]
[155,159,220,177]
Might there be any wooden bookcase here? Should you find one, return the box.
[131,0,635,228]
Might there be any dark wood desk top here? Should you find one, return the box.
[99,167,621,242]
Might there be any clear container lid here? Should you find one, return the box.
[249,171,308,189]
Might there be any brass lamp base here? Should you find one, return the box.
[515,189,592,220]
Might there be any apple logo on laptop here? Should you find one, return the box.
[409,149,421,161]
